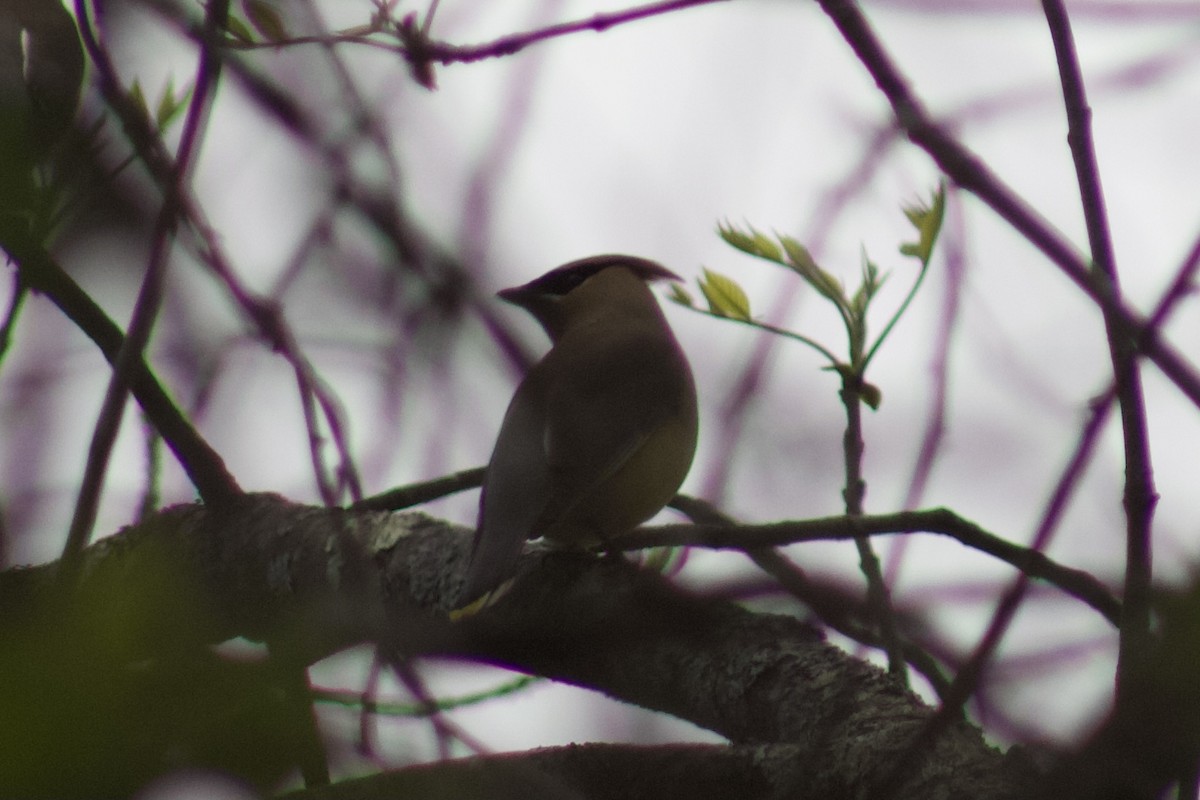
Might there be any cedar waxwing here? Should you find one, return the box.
[457,255,698,610]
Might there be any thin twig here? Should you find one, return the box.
[840,375,907,678]
[885,191,967,584]
[61,0,231,568]
[889,384,1114,779]
[79,3,377,509]
[9,239,240,502]
[640,503,1121,625]
[352,467,485,511]
[1040,0,1157,699]
[227,0,728,67]
[813,0,1200,410]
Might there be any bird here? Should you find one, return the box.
[457,255,698,612]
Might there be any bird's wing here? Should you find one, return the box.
[540,330,687,523]
[461,374,553,605]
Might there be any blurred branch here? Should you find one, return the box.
[312,674,539,718]
[2,231,241,505]
[413,0,728,64]
[222,0,729,67]
[62,0,231,568]
[813,0,1200,410]
[1040,0,1156,688]
[887,369,1115,787]
[1150,229,1200,334]
[73,1,375,506]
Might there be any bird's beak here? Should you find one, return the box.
[497,286,525,303]
[497,285,535,310]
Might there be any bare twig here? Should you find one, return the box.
[839,374,906,678]
[62,0,232,567]
[639,502,1120,625]
[227,0,729,69]
[8,239,241,503]
[1040,0,1156,698]
[352,466,485,512]
[893,383,1114,780]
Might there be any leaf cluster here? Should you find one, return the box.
[672,183,946,409]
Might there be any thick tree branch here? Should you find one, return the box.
[281,741,991,800]
[0,495,1037,799]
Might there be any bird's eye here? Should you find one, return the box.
[535,262,608,296]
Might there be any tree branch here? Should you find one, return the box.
[0,495,1038,799]
[1040,0,1157,693]
[3,233,240,505]
[624,508,1120,625]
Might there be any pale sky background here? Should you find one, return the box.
[3,0,1200,779]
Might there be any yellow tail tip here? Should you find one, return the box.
[447,578,516,621]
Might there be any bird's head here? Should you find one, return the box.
[499,255,682,341]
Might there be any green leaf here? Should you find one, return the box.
[699,268,751,320]
[667,282,695,308]
[717,222,754,254]
[861,252,881,292]
[779,236,845,304]
[810,268,845,304]
[224,14,257,44]
[851,251,888,316]
[751,229,782,262]
[899,182,946,264]
[850,282,869,318]
[779,235,816,273]
[128,79,148,118]
[242,0,289,43]
[155,79,193,130]
[718,223,781,263]
[154,78,175,128]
